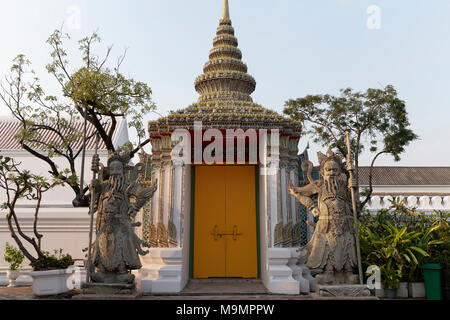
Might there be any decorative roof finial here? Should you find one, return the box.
[222,0,230,20]
[194,0,256,103]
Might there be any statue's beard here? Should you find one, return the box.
[108,174,124,194]
[324,175,341,195]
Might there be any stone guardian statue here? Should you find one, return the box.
[89,150,157,285]
[288,148,359,285]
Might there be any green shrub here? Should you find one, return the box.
[4,242,24,270]
[30,249,73,271]
[427,211,450,268]
[359,198,448,285]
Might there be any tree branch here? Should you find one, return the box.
[33,188,44,250]
[129,138,151,158]
[360,150,388,210]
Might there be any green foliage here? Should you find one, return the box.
[0,28,157,201]
[47,29,155,144]
[283,85,418,162]
[359,198,449,285]
[0,155,63,264]
[4,242,24,270]
[30,249,73,271]
[0,155,62,202]
[426,211,450,268]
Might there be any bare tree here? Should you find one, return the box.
[0,29,156,207]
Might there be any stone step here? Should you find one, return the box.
[180,279,269,296]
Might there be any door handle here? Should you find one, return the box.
[232,225,242,240]
[211,225,243,241]
[211,225,221,240]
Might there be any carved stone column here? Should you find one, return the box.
[280,157,292,247]
[151,160,162,247]
[170,160,183,247]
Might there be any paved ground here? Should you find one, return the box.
[0,285,380,300]
[141,294,378,300]
[0,286,34,300]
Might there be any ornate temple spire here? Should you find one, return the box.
[222,0,230,21]
[148,1,302,138]
[194,0,256,103]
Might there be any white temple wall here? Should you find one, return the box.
[361,185,450,194]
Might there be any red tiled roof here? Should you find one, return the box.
[358,166,450,186]
[0,117,122,151]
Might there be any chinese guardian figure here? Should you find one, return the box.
[288,148,358,285]
[89,151,157,284]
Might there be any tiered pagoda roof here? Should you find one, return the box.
[148,0,301,136]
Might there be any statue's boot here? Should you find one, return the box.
[117,273,135,284]
[90,272,106,283]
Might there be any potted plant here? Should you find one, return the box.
[0,156,74,296]
[359,203,430,299]
[29,249,74,296]
[359,218,405,299]
[381,265,402,299]
[3,242,24,287]
[388,203,448,299]
[406,264,426,298]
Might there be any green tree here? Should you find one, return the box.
[284,85,418,209]
[0,155,62,265]
[0,29,156,207]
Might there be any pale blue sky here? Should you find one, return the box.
[1,0,449,166]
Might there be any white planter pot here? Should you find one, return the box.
[408,282,426,298]
[398,282,408,298]
[375,288,384,298]
[6,270,20,287]
[375,283,408,298]
[29,269,74,296]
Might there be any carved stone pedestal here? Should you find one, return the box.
[317,284,372,297]
[73,283,141,300]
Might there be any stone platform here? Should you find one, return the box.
[72,283,141,300]
[317,284,372,297]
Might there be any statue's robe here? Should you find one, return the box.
[292,178,357,271]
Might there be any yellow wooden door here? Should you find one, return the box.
[193,166,227,278]
[193,165,257,278]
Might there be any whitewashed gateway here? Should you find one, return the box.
[137,0,303,294]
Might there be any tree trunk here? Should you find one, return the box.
[7,206,38,264]
[33,190,44,250]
